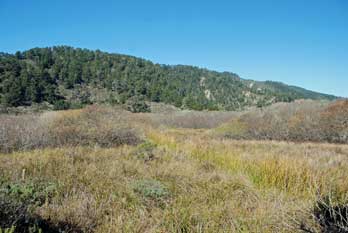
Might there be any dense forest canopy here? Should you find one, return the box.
[0,46,337,111]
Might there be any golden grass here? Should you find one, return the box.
[1,107,348,232]
[0,144,313,232]
[149,129,348,198]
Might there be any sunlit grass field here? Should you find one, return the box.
[1,104,347,232]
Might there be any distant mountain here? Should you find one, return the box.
[0,46,337,111]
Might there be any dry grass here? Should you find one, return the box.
[147,110,240,129]
[0,145,309,232]
[150,129,348,198]
[1,104,348,232]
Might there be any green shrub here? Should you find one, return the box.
[131,141,157,161]
[133,179,169,199]
[53,99,71,110]
[0,180,63,233]
[0,180,57,205]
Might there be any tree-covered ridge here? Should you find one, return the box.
[0,46,337,110]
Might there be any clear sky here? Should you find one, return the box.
[1,0,347,97]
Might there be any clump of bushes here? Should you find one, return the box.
[124,95,150,113]
[0,114,50,153]
[320,100,348,143]
[49,106,142,147]
[0,105,143,153]
[219,100,348,144]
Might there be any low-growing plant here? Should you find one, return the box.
[131,141,157,161]
[133,179,169,200]
[0,226,15,233]
[0,181,57,205]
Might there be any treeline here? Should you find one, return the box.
[0,46,337,111]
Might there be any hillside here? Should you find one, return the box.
[0,46,337,111]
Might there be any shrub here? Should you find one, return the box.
[320,100,348,143]
[53,99,70,110]
[131,141,157,161]
[124,95,150,113]
[217,100,344,143]
[0,114,50,153]
[0,105,143,153]
[133,179,169,200]
[0,180,57,205]
[49,106,143,147]
[0,180,75,233]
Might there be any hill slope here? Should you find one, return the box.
[0,46,337,110]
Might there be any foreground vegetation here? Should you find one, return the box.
[1,100,348,232]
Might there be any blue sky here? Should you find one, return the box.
[1,0,347,97]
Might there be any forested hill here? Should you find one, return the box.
[0,46,337,111]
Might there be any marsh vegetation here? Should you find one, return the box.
[0,100,347,232]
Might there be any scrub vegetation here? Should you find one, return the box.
[0,100,347,232]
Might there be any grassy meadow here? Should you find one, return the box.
[1,101,348,233]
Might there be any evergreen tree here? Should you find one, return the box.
[0,46,337,110]
[2,74,24,106]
